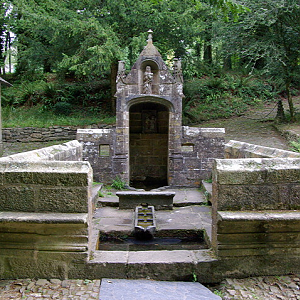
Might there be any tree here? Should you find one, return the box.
[222,0,300,121]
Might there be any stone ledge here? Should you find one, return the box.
[116,191,175,210]
[0,211,88,223]
[0,140,82,162]
[225,140,300,159]
[218,210,300,222]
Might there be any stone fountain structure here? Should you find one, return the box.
[77,31,224,188]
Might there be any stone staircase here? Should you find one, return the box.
[88,183,218,283]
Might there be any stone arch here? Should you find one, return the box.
[129,98,170,189]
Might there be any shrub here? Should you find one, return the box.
[111,176,126,190]
[52,102,73,115]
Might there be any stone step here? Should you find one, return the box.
[99,278,221,300]
[97,188,207,208]
[88,249,218,283]
[201,180,212,204]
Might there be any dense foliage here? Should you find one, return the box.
[0,0,300,124]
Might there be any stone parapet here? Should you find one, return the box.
[176,126,225,187]
[0,140,82,162]
[213,158,300,211]
[0,160,92,213]
[212,156,300,270]
[225,140,300,159]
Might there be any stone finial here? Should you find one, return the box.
[116,60,126,83]
[147,29,153,44]
[173,58,183,83]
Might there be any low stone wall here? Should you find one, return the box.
[2,125,113,143]
[212,158,300,276]
[180,127,225,186]
[77,127,225,186]
[0,140,82,162]
[0,142,94,279]
[225,140,300,158]
[77,128,116,184]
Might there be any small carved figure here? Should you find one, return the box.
[143,66,153,94]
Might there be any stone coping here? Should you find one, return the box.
[225,140,300,158]
[218,210,300,221]
[0,140,82,162]
[182,126,225,138]
[0,160,91,173]
[0,212,88,223]
[215,157,300,171]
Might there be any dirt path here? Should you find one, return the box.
[198,101,290,150]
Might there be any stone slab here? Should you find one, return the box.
[117,191,175,210]
[99,279,221,300]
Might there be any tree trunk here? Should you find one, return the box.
[110,61,118,114]
[276,98,286,123]
[286,80,295,122]
[203,43,212,65]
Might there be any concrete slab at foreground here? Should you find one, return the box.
[99,278,221,300]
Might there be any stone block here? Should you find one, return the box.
[37,187,89,213]
[0,186,36,212]
[117,191,175,210]
[216,184,280,211]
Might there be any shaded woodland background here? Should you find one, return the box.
[1,0,300,126]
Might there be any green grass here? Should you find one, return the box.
[2,105,115,128]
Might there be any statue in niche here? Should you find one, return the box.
[143,66,153,94]
[143,110,157,133]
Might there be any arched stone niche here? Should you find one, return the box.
[129,100,169,188]
[139,60,160,95]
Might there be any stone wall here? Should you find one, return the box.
[77,129,116,183]
[0,142,94,279]
[178,127,225,187]
[225,140,300,158]
[77,127,225,187]
[2,125,113,143]
[130,133,168,183]
[212,158,300,271]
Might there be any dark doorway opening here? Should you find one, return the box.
[129,102,169,190]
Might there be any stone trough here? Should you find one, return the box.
[116,191,175,210]
[134,205,156,240]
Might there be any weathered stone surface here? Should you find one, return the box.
[0,140,83,162]
[225,140,300,159]
[117,191,175,210]
[213,158,300,210]
[214,211,300,257]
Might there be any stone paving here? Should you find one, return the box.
[209,275,300,299]
[0,278,100,300]
[2,275,300,299]
[99,278,221,300]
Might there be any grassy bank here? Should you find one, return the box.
[2,105,115,128]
